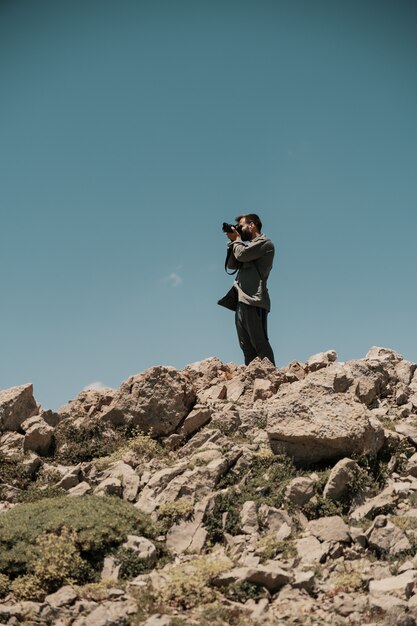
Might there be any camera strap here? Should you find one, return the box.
[224,247,240,275]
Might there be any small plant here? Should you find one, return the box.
[33,527,91,590]
[94,430,171,471]
[10,575,45,601]
[54,418,130,464]
[157,556,232,609]
[0,573,10,598]
[222,580,266,603]
[157,498,194,533]
[255,533,296,561]
[334,571,364,592]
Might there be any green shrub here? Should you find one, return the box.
[0,495,155,580]
[33,527,91,589]
[54,419,129,464]
[10,575,45,601]
[157,498,194,533]
[157,556,232,609]
[0,452,31,490]
[0,573,10,598]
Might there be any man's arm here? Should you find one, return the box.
[226,242,240,269]
[231,238,274,263]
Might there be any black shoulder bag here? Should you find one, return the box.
[217,248,240,311]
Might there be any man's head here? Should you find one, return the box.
[235,213,262,241]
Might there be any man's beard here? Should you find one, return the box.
[241,229,251,241]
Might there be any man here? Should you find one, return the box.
[226,213,275,366]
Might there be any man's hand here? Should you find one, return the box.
[226,227,241,242]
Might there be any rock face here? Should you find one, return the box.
[101,366,196,436]
[267,364,385,464]
[0,384,38,432]
[5,346,417,625]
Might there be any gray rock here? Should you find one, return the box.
[45,585,78,608]
[306,350,337,372]
[240,500,259,534]
[0,384,38,432]
[369,569,417,599]
[252,378,274,402]
[68,481,92,496]
[101,366,196,435]
[323,458,360,500]
[308,516,350,543]
[178,405,211,435]
[350,486,397,521]
[368,520,411,556]
[214,562,290,593]
[122,535,157,567]
[22,416,54,456]
[267,364,384,464]
[285,476,315,506]
[94,476,123,498]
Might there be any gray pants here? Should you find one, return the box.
[235,302,275,366]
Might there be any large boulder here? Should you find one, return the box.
[0,384,38,432]
[101,366,196,436]
[266,364,384,464]
[58,387,115,424]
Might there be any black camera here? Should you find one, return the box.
[222,222,243,236]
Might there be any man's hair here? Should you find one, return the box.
[235,213,262,232]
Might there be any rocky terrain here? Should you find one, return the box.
[3,348,417,625]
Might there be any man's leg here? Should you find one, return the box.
[235,303,258,365]
[242,304,275,365]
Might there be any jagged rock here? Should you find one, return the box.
[323,458,360,500]
[252,378,275,402]
[350,486,397,521]
[0,431,24,454]
[296,535,329,564]
[40,409,63,427]
[178,405,211,436]
[267,364,384,464]
[45,585,78,608]
[72,600,137,626]
[240,500,259,534]
[366,346,404,363]
[308,516,350,543]
[396,421,417,446]
[68,480,92,497]
[21,453,42,479]
[285,476,315,506]
[184,357,228,392]
[58,387,115,423]
[285,360,306,382]
[54,465,83,490]
[166,498,209,554]
[406,453,417,478]
[332,592,368,617]
[306,350,337,372]
[142,616,173,626]
[197,382,227,404]
[97,461,140,502]
[68,481,92,496]
[214,562,290,593]
[0,384,38,432]
[293,570,316,594]
[122,535,157,567]
[257,505,294,533]
[101,556,121,581]
[225,377,245,401]
[367,517,411,555]
[94,476,123,497]
[101,367,196,435]
[21,416,54,456]
[369,569,417,599]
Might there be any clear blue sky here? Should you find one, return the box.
[1,0,416,409]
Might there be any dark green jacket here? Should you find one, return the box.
[227,234,275,311]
